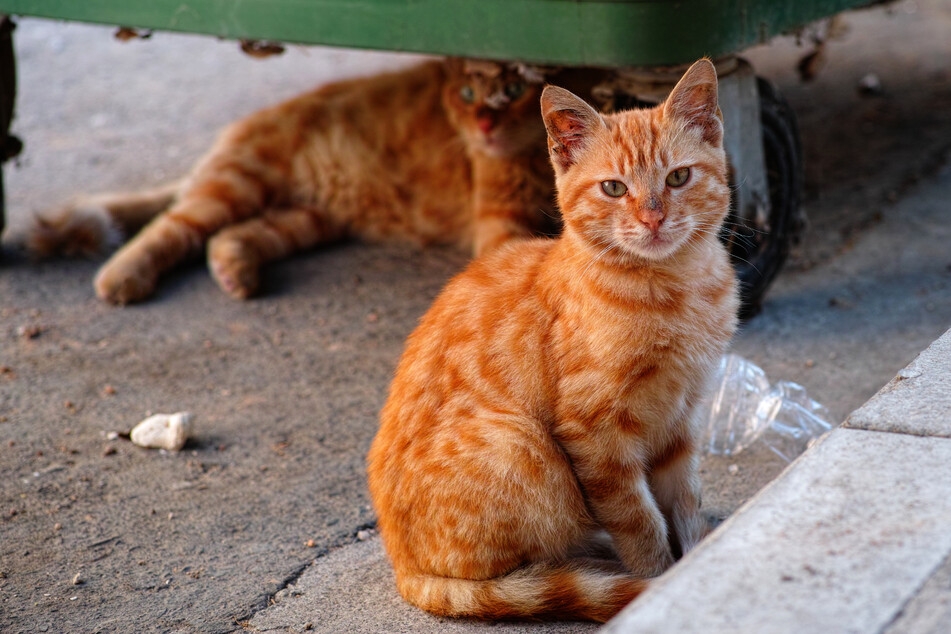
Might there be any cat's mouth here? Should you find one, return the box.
[615,227,682,260]
[471,126,535,158]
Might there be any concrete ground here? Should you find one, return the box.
[1,1,950,632]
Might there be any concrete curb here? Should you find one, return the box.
[604,328,951,633]
[845,329,951,439]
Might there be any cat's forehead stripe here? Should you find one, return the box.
[604,110,665,178]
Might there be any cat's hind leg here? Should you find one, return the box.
[28,181,181,258]
[207,207,344,299]
[94,161,276,304]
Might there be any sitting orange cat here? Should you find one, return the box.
[368,59,738,622]
[31,59,597,304]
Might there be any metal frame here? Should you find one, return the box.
[720,59,772,245]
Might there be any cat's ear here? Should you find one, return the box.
[541,86,605,174]
[664,59,723,146]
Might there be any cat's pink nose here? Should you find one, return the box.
[475,106,497,134]
[636,206,665,233]
[477,116,495,133]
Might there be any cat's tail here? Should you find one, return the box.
[27,181,181,258]
[396,560,647,623]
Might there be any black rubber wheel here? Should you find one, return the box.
[0,15,18,248]
[724,76,805,319]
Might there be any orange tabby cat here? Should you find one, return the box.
[367,59,738,622]
[29,59,577,304]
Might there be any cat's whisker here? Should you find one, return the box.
[576,235,619,280]
[721,222,768,238]
[727,171,753,193]
[537,206,563,223]
[691,220,765,249]
[728,252,762,273]
[685,235,762,274]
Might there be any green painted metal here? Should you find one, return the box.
[0,0,879,66]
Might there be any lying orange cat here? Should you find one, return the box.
[368,59,738,622]
[31,59,600,304]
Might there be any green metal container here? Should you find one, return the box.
[0,0,880,67]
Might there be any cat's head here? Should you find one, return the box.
[443,58,548,158]
[541,59,728,264]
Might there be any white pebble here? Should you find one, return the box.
[130,412,193,451]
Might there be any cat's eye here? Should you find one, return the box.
[666,167,691,188]
[504,81,526,100]
[600,180,627,197]
[459,85,475,104]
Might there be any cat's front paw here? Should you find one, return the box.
[94,259,158,305]
[676,512,710,556]
[618,541,675,578]
[650,550,677,577]
[208,237,260,300]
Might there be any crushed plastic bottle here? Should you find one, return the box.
[703,354,833,462]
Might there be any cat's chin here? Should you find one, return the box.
[468,131,535,159]
[612,230,684,263]
[471,138,517,159]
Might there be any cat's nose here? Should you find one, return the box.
[636,203,665,233]
[475,107,497,133]
[477,116,495,134]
